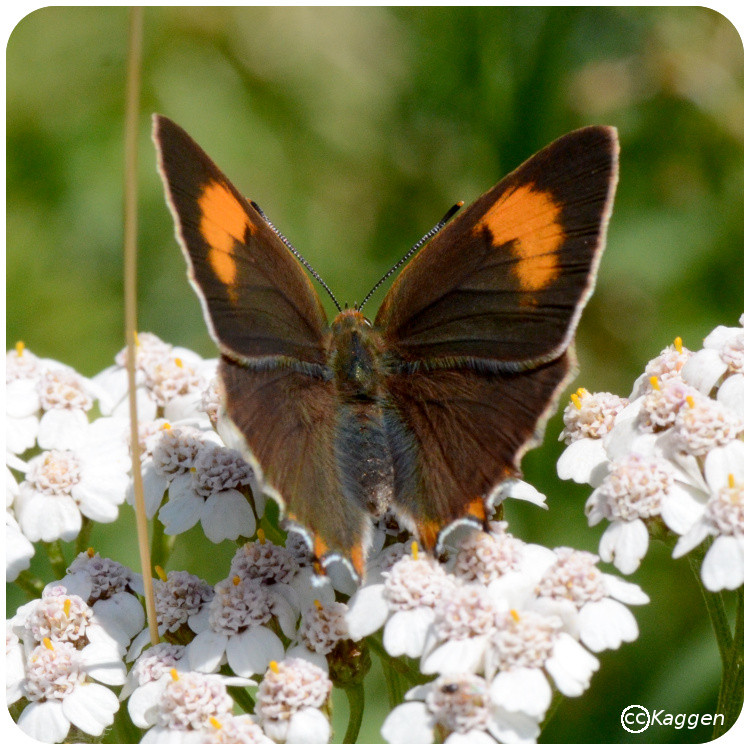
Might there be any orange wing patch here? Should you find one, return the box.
[198,180,256,296]
[477,183,564,292]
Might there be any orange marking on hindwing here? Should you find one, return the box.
[465,497,487,523]
[313,534,330,562]
[477,183,564,292]
[349,545,365,579]
[198,181,255,300]
[418,520,441,551]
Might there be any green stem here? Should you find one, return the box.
[343,682,365,744]
[13,570,45,599]
[688,544,732,670]
[366,636,425,709]
[713,586,743,738]
[43,540,68,579]
[150,520,175,572]
[74,516,94,556]
[688,542,743,736]
[539,689,564,733]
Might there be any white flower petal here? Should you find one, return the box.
[187,629,229,673]
[200,489,255,543]
[383,607,434,658]
[37,408,90,451]
[599,519,648,575]
[701,535,744,592]
[62,682,119,736]
[601,574,650,605]
[681,348,726,394]
[486,705,541,743]
[6,378,41,417]
[5,516,35,581]
[705,440,744,490]
[6,414,40,455]
[421,634,488,676]
[127,676,170,728]
[80,642,128,684]
[717,374,743,417]
[93,592,146,641]
[159,475,204,535]
[286,706,331,743]
[490,667,551,717]
[660,483,707,535]
[227,626,283,677]
[16,488,81,542]
[134,462,170,518]
[557,438,608,484]
[579,599,638,652]
[545,632,599,696]
[345,584,389,640]
[381,701,434,744]
[18,699,70,743]
[672,520,712,558]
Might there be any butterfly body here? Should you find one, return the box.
[154,116,619,579]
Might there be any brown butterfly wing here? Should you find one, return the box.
[154,115,371,574]
[376,126,619,366]
[376,127,619,546]
[154,115,328,365]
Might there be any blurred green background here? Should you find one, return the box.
[6,7,743,743]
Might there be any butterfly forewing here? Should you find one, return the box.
[154,115,329,365]
[376,126,618,368]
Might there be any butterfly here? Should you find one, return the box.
[154,115,618,579]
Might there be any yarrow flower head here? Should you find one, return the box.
[13,418,130,542]
[156,432,256,543]
[557,389,629,484]
[632,338,693,396]
[255,658,332,743]
[382,672,542,744]
[186,573,295,678]
[9,582,129,743]
[533,547,648,652]
[139,670,253,743]
[94,332,217,423]
[346,548,458,659]
[153,569,214,637]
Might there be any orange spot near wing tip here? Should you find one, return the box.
[480,183,564,292]
[198,180,255,291]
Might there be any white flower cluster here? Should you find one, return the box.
[346,524,648,743]
[116,535,345,743]
[7,551,144,742]
[8,321,739,744]
[558,318,744,590]
[6,334,259,582]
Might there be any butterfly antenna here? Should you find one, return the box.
[251,200,342,313]
[357,201,464,313]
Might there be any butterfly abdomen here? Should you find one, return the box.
[330,309,395,518]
